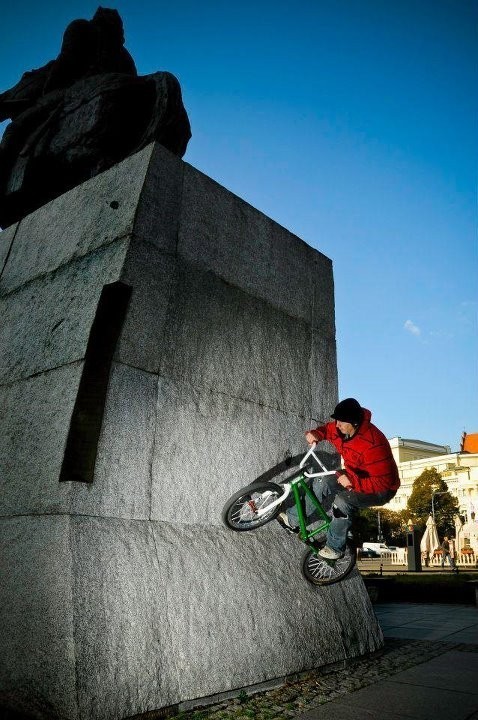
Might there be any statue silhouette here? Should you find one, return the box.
[0,7,191,228]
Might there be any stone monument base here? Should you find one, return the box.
[0,143,383,720]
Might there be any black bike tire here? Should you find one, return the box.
[301,543,356,586]
[221,482,284,531]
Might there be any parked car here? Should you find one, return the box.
[362,542,391,555]
[358,548,380,558]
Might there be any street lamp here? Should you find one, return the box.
[431,484,446,525]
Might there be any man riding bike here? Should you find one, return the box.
[287,398,400,560]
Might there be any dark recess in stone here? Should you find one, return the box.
[60,280,132,483]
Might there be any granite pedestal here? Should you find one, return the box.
[0,143,383,720]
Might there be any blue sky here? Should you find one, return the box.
[1,0,476,451]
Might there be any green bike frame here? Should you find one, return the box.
[290,473,331,546]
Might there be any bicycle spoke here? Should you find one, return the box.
[227,490,281,529]
[307,555,335,580]
[302,546,356,585]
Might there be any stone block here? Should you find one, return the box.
[311,257,336,337]
[0,513,382,720]
[67,517,382,718]
[0,146,152,296]
[70,516,179,720]
[115,241,177,373]
[0,143,185,297]
[152,522,382,702]
[132,142,184,253]
[151,376,321,524]
[179,163,335,334]
[0,222,17,274]
[0,363,81,516]
[70,363,157,519]
[157,263,314,416]
[0,144,369,720]
[0,239,129,385]
[310,331,339,421]
[0,515,78,719]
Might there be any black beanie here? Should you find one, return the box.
[330,398,363,426]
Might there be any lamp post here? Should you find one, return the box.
[431,485,446,525]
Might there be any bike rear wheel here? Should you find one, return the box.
[301,543,356,586]
[222,482,283,531]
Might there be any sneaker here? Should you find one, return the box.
[277,512,299,535]
[318,545,344,560]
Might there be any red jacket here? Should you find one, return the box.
[310,408,400,494]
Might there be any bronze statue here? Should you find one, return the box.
[0,7,191,228]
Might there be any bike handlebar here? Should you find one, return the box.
[299,443,337,479]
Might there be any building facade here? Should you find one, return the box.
[382,434,478,559]
[385,434,478,523]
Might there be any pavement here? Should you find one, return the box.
[294,602,478,720]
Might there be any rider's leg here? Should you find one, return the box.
[323,488,397,555]
[313,474,339,514]
[324,504,352,555]
[285,474,340,527]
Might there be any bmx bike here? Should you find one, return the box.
[221,444,356,586]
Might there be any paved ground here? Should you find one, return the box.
[294,603,478,720]
[375,602,478,643]
[173,603,478,720]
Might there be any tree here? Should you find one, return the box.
[355,507,407,546]
[406,468,458,537]
[354,508,379,545]
[379,508,408,546]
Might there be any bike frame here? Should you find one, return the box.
[256,444,337,546]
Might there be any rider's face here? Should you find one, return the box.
[336,420,356,436]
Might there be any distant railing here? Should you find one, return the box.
[429,548,476,567]
[420,550,476,567]
[360,549,477,567]
[390,548,477,568]
[390,550,406,565]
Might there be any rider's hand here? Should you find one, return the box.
[337,474,353,489]
[305,431,317,446]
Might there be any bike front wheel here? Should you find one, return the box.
[222,482,283,531]
[301,543,356,586]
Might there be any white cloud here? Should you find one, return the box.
[404,319,421,336]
